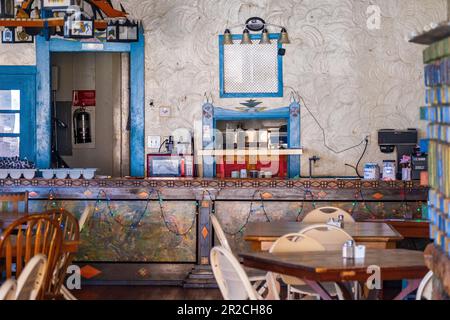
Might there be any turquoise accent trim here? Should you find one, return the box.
[36,36,51,168]
[49,38,131,52]
[288,102,301,178]
[0,66,37,162]
[130,31,146,177]
[202,103,215,178]
[35,32,145,176]
[219,33,284,98]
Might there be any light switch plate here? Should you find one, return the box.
[148,135,161,149]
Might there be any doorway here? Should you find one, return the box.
[51,52,130,177]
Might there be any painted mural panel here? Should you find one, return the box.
[29,200,197,262]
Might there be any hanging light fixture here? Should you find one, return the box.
[223,17,290,46]
[279,27,290,44]
[223,29,233,45]
[259,28,271,44]
[241,28,252,45]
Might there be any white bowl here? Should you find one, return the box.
[22,169,36,180]
[0,169,8,179]
[55,169,68,179]
[40,169,55,179]
[68,169,82,179]
[82,169,97,180]
[8,169,22,179]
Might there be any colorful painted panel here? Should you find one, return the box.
[29,200,197,262]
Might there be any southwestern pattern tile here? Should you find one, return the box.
[0,178,429,190]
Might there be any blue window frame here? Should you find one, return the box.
[219,33,284,98]
[0,66,36,162]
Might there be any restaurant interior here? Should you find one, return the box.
[0,0,449,302]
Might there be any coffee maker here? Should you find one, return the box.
[378,129,418,180]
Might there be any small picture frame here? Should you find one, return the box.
[14,28,34,43]
[106,25,117,41]
[64,19,94,39]
[1,28,14,43]
[41,0,73,9]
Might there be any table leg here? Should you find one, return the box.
[393,279,421,300]
[303,280,334,300]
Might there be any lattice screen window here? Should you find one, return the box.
[219,34,283,98]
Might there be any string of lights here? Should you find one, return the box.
[221,189,271,236]
[295,188,317,221]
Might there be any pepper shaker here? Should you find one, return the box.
[342,240,355,259]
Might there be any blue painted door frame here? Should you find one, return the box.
[0,66,36,162]
[35,33,145,176]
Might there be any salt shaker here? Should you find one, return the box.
[342,240,355,259]
[338,214,344,228]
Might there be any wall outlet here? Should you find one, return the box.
[362,133,371,145]
[148,135,161,149]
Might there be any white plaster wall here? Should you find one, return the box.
[0,43,35,65]
[0,0,447,175]
[120,0,446,176]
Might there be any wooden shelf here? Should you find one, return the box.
[0,18,107,29]
[409,22,450,45]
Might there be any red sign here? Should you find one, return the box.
[72,90,96,107]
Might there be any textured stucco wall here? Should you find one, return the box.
[125,0,446,176]
[0,0,447,175]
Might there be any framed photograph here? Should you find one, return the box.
[106,25,117,41]
[64,19,94,38]
[118,24,138,41]
[41,0,73,9]
[14,29,34,43]
[1,28,14,43]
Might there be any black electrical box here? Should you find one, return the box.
[378,129,418,145]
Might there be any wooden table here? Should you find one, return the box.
[244,222,404,251]
[361,219,430,239]
[0,212,25,232]
[240,249,428,300]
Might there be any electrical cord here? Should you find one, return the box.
[292,92,369,154]
[158,139,168,153]
[345,137,369,178]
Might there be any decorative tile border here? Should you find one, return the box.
[0,178,428,190]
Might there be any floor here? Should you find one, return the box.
[74,286,223,300]
[73,284,405,300]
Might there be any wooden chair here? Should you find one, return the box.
[299,224,359,299]
[0,192,29,214]
[42,209,80,300]
[210,246,260,300]
[298,224,354,250]
[210,214,267,295]
[15,254,48,300]
[0,279,16,300]
[54,205,93,300]
[0,214,63,300]
[416,271,433,300]
[302,206,355,224]
[267,233,344,300]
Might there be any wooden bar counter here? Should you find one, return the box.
[0,177,428,285]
